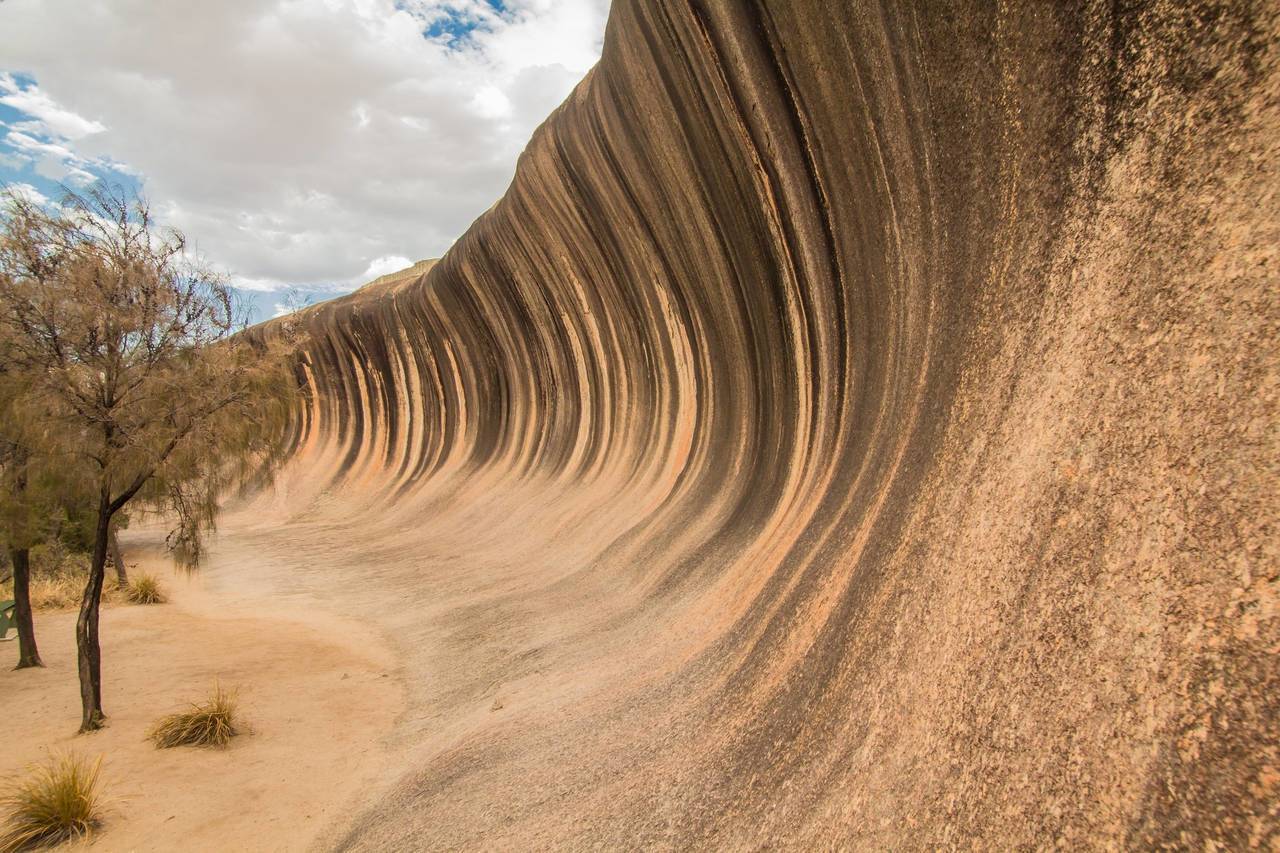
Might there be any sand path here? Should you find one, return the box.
[0,534,404,852]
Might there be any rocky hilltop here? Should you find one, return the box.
[260,2,1277,848]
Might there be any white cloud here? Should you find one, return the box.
[4,181,49,206]
[0,0,610,292]
[361,254,415,281]
[232,275,294,293]
[470,85,513,120]
[0,72,106,139]
[3,128,95,184]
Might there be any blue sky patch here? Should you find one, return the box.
[414,1,510,48]
[0,71,139,203]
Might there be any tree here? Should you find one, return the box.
[108,522,127,586]
[0,439,44,669]
[0,384,95,670]
[0,185,298,730]
[0,319,68,669]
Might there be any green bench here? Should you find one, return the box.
[0,600,14,641]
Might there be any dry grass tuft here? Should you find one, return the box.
[0,570,85,612]
[149,683,240,749]
[27,572,86,611]
[0,753,104,852]
[0,549,127,612]
[125,574,167,605]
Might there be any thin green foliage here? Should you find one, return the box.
[1,184,304,729]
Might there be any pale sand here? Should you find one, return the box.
[0,539,404,852]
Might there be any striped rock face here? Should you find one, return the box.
[253,1,1277,848]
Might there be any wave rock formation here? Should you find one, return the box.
[252,1,1278,848]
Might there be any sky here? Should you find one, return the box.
[0,0,610,321]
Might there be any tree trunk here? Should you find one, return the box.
[109,526,127,586]
[10,547,42,668]
[76,493,111,732]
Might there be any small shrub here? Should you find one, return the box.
[0,753,104,852]
[0,551,125,611]
[150,683,240,749]
[28,572,85,611]
[0,563,86,611]
[25,544,80,609]
[125,574,167,605]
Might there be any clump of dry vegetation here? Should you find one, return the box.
[0,545,124,611]
[0,569,80,611]
[0,753,104,852]
[150,683,240,749]
[124,573,167,605]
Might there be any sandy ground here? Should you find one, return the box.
[0,539,404,852]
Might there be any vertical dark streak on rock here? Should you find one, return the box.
[255,1,1277,847]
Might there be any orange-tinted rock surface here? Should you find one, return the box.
[255,2,1278,847]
